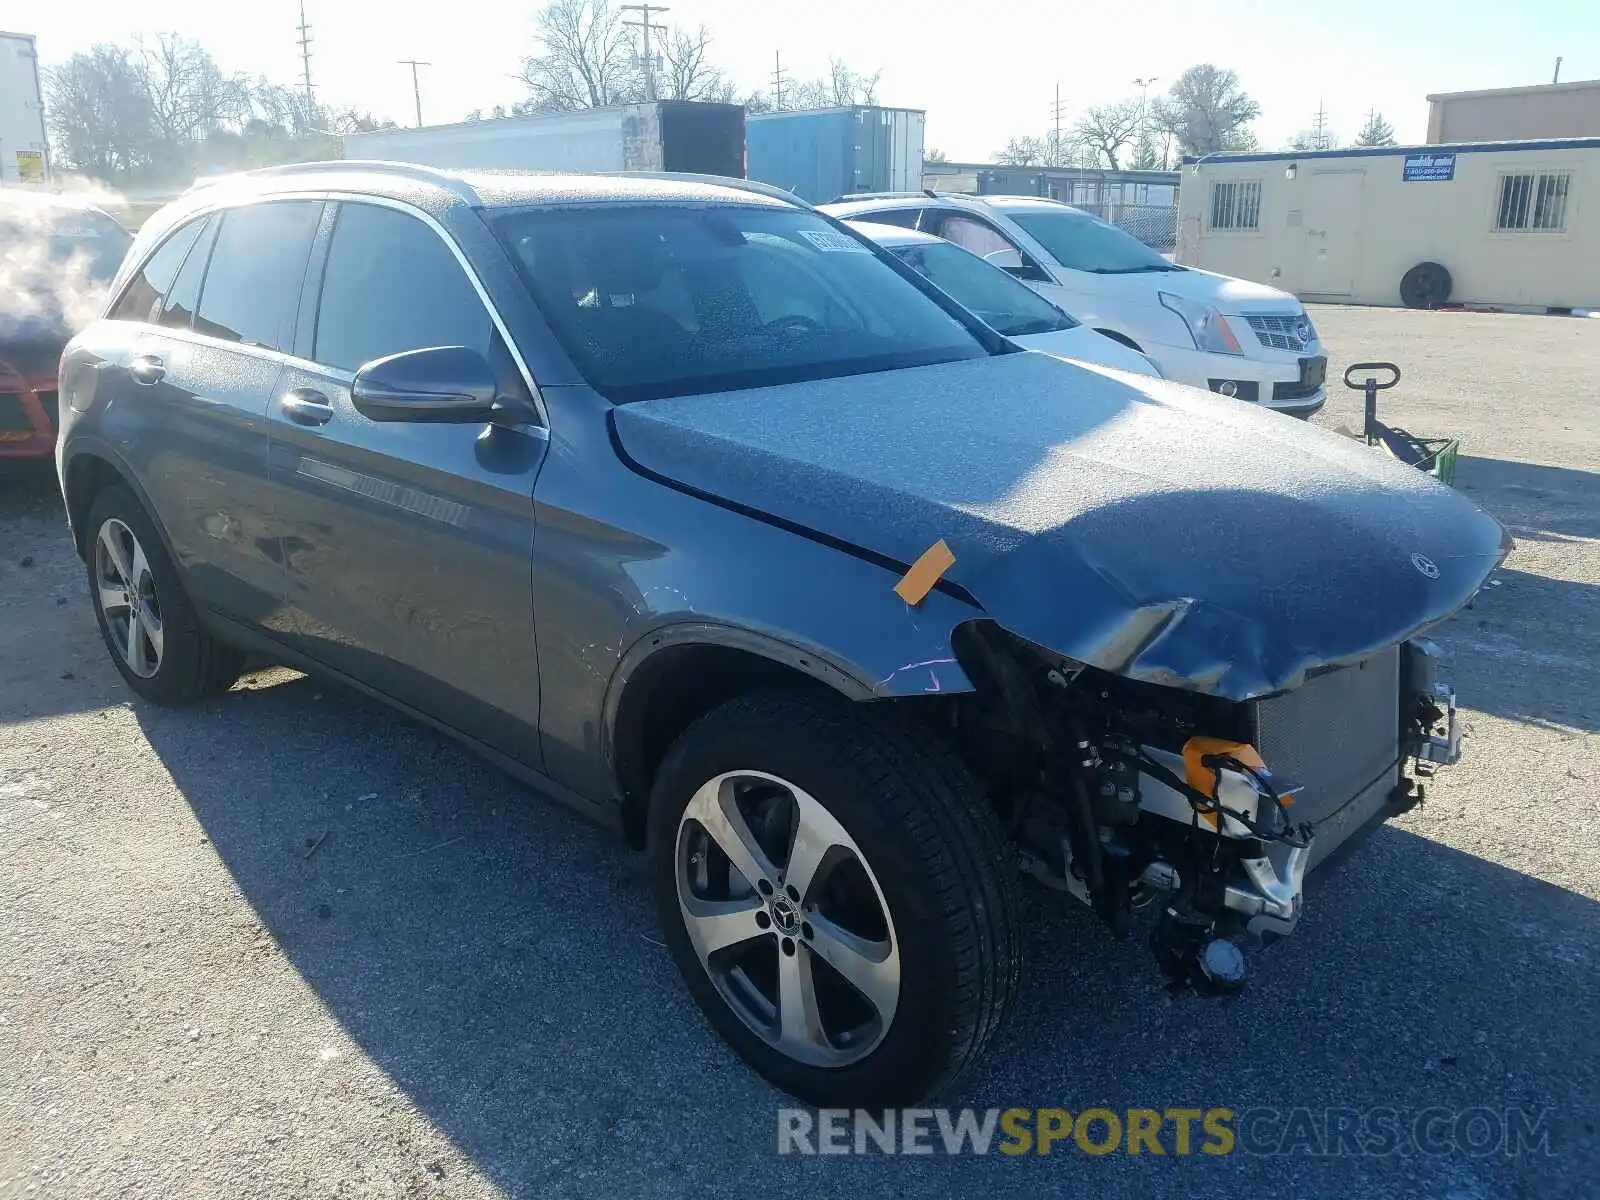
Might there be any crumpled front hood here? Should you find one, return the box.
[611,352,1509,700]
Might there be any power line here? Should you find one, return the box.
[398,59,431,127]
[295,0,315,109]
[621,4,669,101]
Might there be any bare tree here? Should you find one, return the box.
[994,135,1048,166]
[44,45,154,177]
[657,25,735,103]
[517,0,639,111]
[1074,100,1141,169]
[790,58,881,109]
[135,34,248,152]
[925,147,948,163]
[247,79,323,137]
[1158,65,1260,158]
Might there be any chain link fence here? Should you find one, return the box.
[1076,203,1178,252]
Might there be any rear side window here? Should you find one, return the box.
[312,203,491,372]
[109,220,206,323]
[158,217,217,330]
[194,201,322,351]
[935,214,1019,260]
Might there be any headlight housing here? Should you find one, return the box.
[1159,292,1243,355]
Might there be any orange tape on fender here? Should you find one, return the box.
[894,539,956,606]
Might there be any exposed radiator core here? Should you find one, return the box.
[1252,647,1401,871]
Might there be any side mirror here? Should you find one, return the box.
[351,345,499,423]
[983,247,1027,272]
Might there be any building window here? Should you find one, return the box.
[1495,171,1571,231]
[1209,180,1262,230]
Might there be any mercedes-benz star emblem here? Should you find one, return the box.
[1411,553,1441,579]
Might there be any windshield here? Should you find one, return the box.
[889,240,1075,337]
[493,206,988,402]
[1007,209,1180,274]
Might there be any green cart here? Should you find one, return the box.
[1344,362,1461,486]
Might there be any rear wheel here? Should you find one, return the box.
[87,485,243,704]
[648,691,1021,1107]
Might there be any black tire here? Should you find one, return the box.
[1400,261,1452,309]
[86,484,243,704]
[647,691,1022,1107]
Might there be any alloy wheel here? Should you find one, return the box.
[674,770,901,1068]
[94,517,164,679]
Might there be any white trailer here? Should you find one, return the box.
[1177,138,1600,310]
[343,102,745,179]
[0,31,50,185]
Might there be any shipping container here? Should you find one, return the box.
[0,31,50,184]
[1179,138,1600,309]
[746,106,925,203]
[343,101,745,179]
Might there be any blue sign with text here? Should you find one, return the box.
[1403,153,1456,182]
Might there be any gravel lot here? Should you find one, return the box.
[2,305,1596,1199]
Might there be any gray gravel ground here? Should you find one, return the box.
[2,305,1596,1198]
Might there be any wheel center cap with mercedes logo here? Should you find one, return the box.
[769,896,800,935]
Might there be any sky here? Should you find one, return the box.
[19,0,1598,159]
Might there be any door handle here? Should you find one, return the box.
[129,354,165,386]
[280,388,334,427]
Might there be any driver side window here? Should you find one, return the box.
[937,215,1017,259]
[313,202,493,373]
[934,214,1047,281]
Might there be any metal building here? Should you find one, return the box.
[1177,139,1600,310]
[1427,79,1600,142]
[745,107,925,204]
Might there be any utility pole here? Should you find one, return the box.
[296,0,315,112]
[1310,98,1330,150]
[1049,82,1068,170]
[398,59,430,127]
[1553,56,1563,83]
[621,4,669,101]
[771,50,787,110]
[1132,76,1158,168]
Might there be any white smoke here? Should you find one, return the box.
[0,183,133,348]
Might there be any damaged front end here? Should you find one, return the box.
[946,622,1462,995]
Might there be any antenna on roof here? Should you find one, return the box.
[1553,56,1563,84]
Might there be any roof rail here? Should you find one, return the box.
[826,189,942,204]
[191,159,483,205]
[608,171,817,209]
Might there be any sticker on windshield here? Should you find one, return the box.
[798,229,870,253]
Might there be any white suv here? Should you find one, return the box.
[824,193,1327,416]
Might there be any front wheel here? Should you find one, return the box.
[648,692,1021,1107]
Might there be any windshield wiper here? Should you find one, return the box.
[1094,263,1180,274]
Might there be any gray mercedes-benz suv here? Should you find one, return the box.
[57,162,1506,1107]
